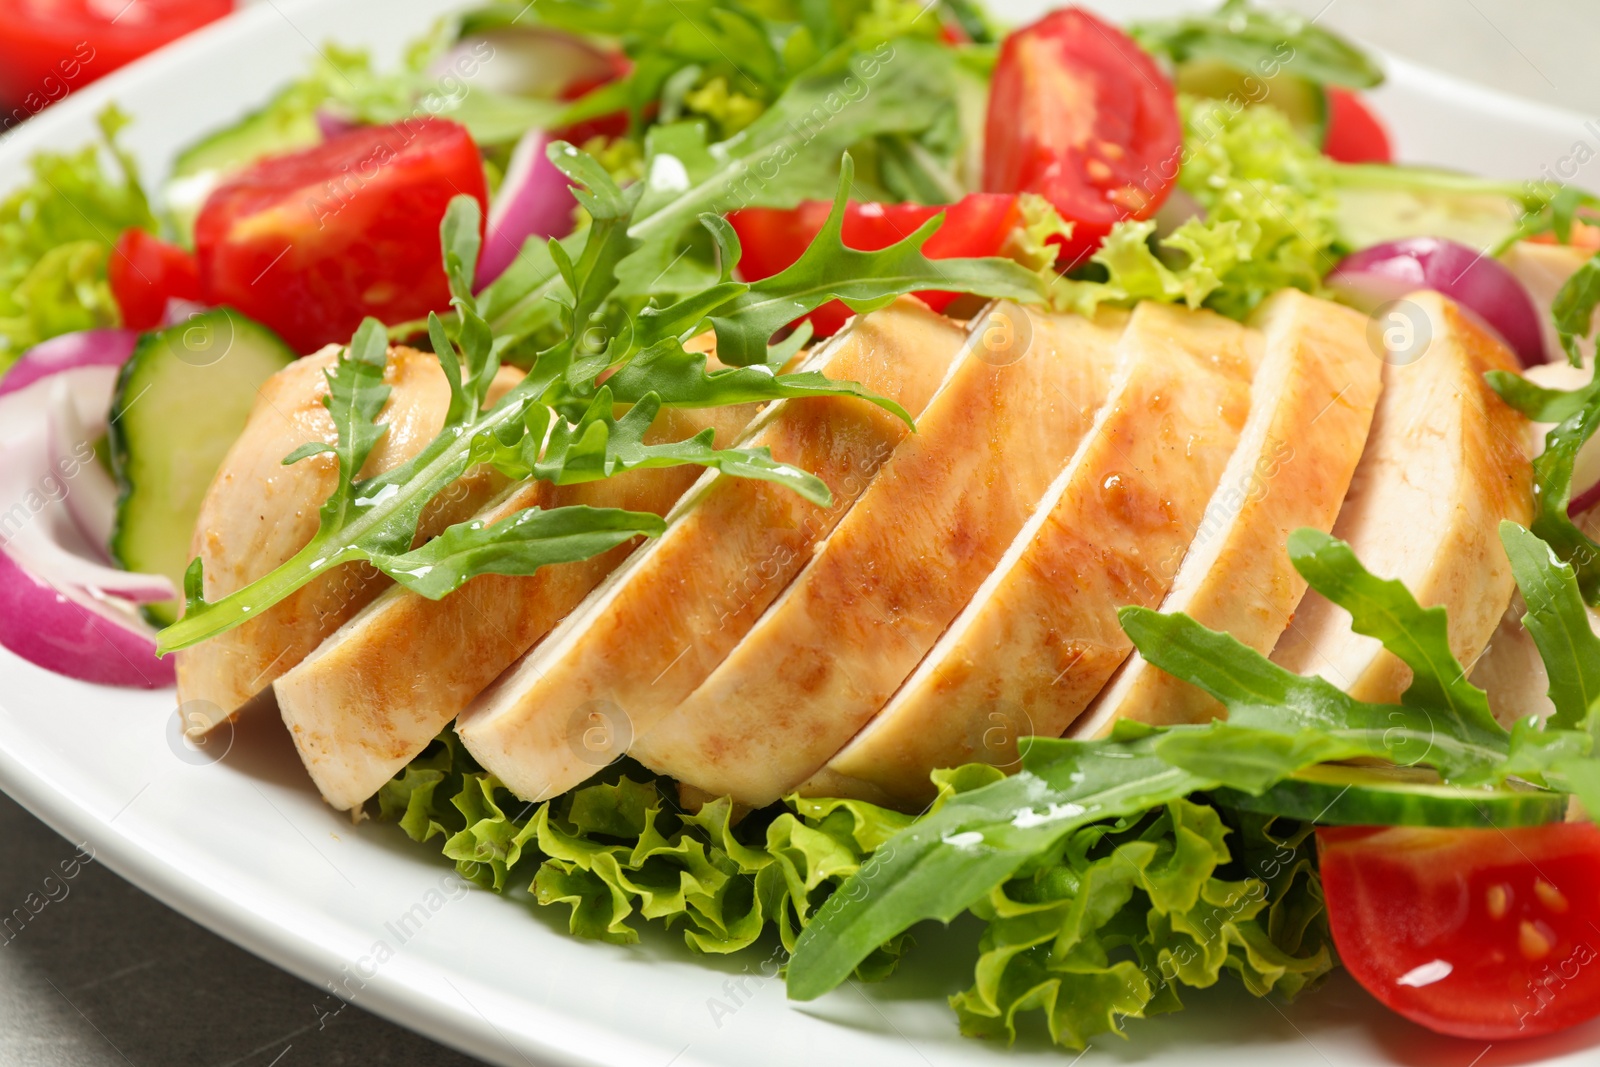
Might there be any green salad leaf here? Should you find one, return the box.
[1499,520,1600,734]
[479,39,984,352]
[1488,357,1600,604]
[951,801,1331,1047]
[791,526,1600,1005]
[0,107,155,373]
[373,734,1327,1053]
[1551,249,1600,365]
[490,0,949,141]
[377,737,916,967]
[157,142,1042,653]
[1050,96,1340,322]
[1132,0,1384,89]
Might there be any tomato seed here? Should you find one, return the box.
[1535,879,1571,914]
[1486,883,1511,920]
[1519,920,1555,961]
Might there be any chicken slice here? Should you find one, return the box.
[1072,290,1381,737]
[810,301,1261,807]
[629,304,1127,806]
[274,398,757,812]
[456,299,970,802]
[1269,292,1531,702]
[176,346,521,725]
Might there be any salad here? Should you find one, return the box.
[5,0,1600,1053]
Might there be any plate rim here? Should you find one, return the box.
[0,3,1596,1066]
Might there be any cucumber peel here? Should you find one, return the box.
[1215,763,1570,829]
[109,309,297,625]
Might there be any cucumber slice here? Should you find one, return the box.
[1333,186,1524,254]
[108,310,297,625]
[1175,60,1328,147]
[1215,764,1570,829]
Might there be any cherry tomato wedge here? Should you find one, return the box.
[1322,87,1394,164]
[983,8,1182,268]
[0,0,232,110]
[728,194,1022,336]
[108,228,202,332]
[194,118,487,354]
[1318,823,1600,1040]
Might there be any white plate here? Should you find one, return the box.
[3,2,1600,1065]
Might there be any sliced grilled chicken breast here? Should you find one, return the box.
[175,346,520,724]
[274,400,756,811]
[630,304,1127,806]
[811,301,1261,807]
[456,299,969,802]
[1270,292,1531,701]
[1073,290,1381,737]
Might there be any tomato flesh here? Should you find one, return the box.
[0,0,232,109]
[1318,823,1600,1039]
[983,8,1182,268]
[1322,87,1394,164]
[194,118,487,354]
[109,228,202,331]
[728,193,1022,336]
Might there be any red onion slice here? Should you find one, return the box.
[0,550,173,689]
[3,385,176,603]
[1327,237,1547,366]
[478,129,577,288]
[0,329,137,399]
[46,376,121,560]
[0,346,178,686]
[430,28,617,101]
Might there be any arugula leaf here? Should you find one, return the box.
[1132,0,1384,89]
[502,0,947,140]
[1500,521,1600,736]
[471,387,834,503]
[599,335,909,415]
[706,157,1041,365]
[1286,529,1500,735]
[786,733,1215,1000]
[0,107,156,371]
[164,129,1045,652]
[1489,363,1600,604]
[620,41,967,288]
[1120,607,1512,782]
[1552,250,1600,366]
[367,505,667,600]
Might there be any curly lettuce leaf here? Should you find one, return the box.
[376,737,913,969]
[952,800,1331,1050]
[1050,97,1339,322]
[374,732,1323,1056]
[787,733,1216,1000]
[0,106,154,372]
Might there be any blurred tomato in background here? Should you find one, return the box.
[0,0,234,117]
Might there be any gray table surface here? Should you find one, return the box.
[3,2,1597,1065]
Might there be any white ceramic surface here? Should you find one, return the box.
[3,2,1600,1065]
